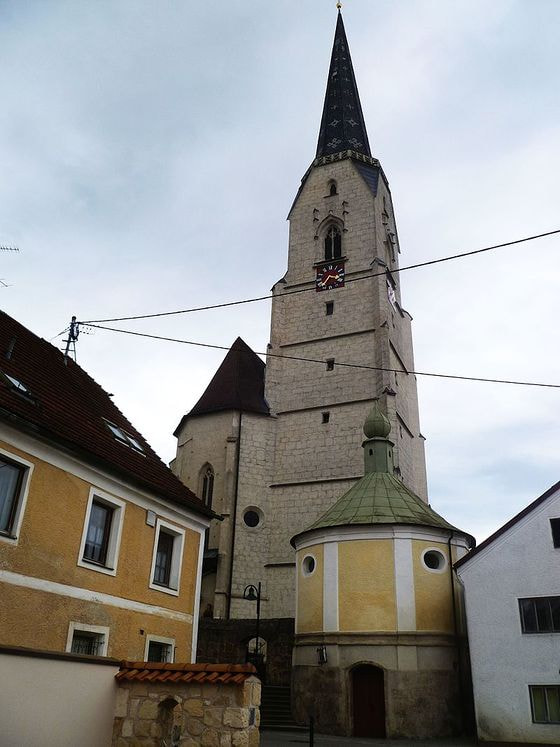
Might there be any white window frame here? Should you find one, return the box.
[0,446,34,546]
[149,518,185,596]
[144,634,175,663]
[302,553,317,577]
[66,621,110,657]
[77,487,125,576]
[421,547,448,574]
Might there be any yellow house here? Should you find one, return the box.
[291,401,474,739]
[0,311,213,662]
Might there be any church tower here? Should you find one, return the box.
[261,9,427,613]
[173,9,429,683]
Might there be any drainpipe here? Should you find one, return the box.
[448,531,467,733]
[226,411,243,619]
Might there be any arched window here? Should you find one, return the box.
[201,465,214,508]
[324,225,342,261]
[328,180,338,196]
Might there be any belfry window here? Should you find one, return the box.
[201,465,214,508]
[324,225,342,261]
[328,181,338,196]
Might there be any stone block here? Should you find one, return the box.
[201,728,220,747]
[151,722,162,738]
[138,699,159,720]
[185,717,204,736]
[134,719,152,738]
[122,719,134,738]
[203,706,223,727]
[232,732,249,747]
[248,727,260,747]
[224,707,249,729]
[219,734,232,747]
[184,697,204,717]
[114,687,130,718]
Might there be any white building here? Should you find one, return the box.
[456,481,560,744]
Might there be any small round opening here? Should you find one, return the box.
[302,555,316,576]
[423,550,445,571]
[243,510,261,528]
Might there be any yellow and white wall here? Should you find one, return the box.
[295,525,469,638]
[0,423,209,661]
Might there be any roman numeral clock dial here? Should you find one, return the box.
[316,262,346,291]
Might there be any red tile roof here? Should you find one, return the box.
[116,661,257,685]
[0,311,212,518]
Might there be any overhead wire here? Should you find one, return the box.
[83,323,560,390]
[78,228,560,325]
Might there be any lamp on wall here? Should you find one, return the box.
[317,645,328,665]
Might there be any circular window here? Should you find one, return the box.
[302,555,316,576]
[243,509,261,528]
[422,549,446,572]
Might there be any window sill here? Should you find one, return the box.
[149,580,180,597]
[77,558,117,577]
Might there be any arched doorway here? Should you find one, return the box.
[245,636,267,682]
[352,664,386,738]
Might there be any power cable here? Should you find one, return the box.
[84,322,560,390]
[79,228,560,325]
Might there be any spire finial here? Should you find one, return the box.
[336,1,342,9]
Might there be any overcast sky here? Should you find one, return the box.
[1,0,559,544]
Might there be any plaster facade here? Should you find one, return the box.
[292,524,470,738]
[0,424,207,661]
[457,485,560,744]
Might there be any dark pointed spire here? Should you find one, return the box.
[316,11,371,158]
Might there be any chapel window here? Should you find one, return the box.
[328,181,338,196]
[324,225,342,261]
[201,465,214,508]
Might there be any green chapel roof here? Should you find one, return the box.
[303,471,460,535]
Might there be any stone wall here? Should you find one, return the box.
[113,676,261,747]
[292,662,463,738]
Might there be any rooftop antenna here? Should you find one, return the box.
[0,245,19,288]
[63,316,80,363]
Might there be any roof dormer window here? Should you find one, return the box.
[0,371,36,403]
[104,420,144,453]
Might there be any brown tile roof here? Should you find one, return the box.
[0,311,212,518]
[116,661,257,685]
[175,337,269,434]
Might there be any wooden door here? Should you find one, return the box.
[352,665,386,738]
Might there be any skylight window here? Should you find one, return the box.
[104,420,144,453]
[0,371,35,403]
[3,374,29,394]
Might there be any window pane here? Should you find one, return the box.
[546,688,560,723]
[84,502,113,564]
[551,518,560,548]
[535,598,553,632]
[551,597,560,632]
[519,599,537,632]
[0,460,22,533]
[148,641,172,662]
[72,633,103,656]
[154,531,174,586]
[531,687,547,722]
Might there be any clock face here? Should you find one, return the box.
[316,262,345,291]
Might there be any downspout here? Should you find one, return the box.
[448,532,466,733]
[226,411,243,619]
